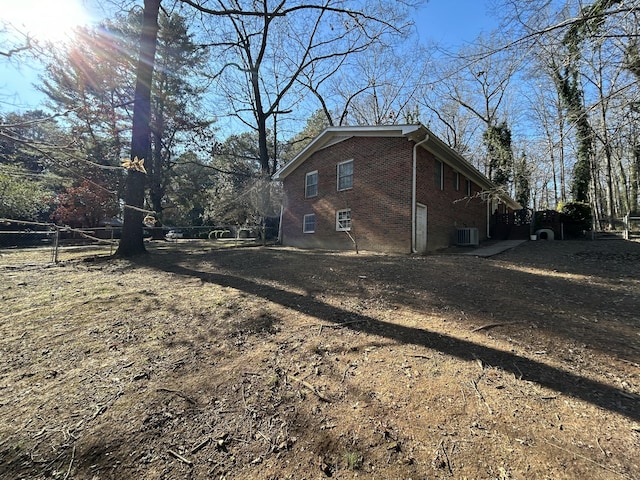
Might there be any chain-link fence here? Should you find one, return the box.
[0,227,58,266]
[0,220,118,267]
[1,219,281,268]
[161,224,280,242]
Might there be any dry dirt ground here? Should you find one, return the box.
[0,239,639,480]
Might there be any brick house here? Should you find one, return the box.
[273,124,520,254]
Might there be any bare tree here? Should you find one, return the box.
[418,79,482,162]
[192,0,417,174]
[495,0,640,224]
[525,80,570,207]
[0,29,33,59]
[420,35,524,190]
[330,40,426,126]
[582,34,635,227]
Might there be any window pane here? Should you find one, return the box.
[303,214,315,233]
[434,160,443,189]
[338,161,353,190]
[305,171,318,197]
[336,209,351,231]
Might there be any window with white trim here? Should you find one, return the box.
[305,171,318,198]
[303,214,316,233]
[336,209,351,231]
[337,160,353,191]
[466,179,472,196]
[454,171,460,191]
[434,159,443,190]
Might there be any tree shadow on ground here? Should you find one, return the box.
[148,243,640,364]
[135,252,639,422]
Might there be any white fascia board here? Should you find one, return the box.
[273,125,422,180]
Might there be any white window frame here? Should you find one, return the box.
[305,171,318,198]
[466,178,472,196]
[454,171,460,191]
[303,213,316,233]
[336,209,351,231]
[337,160,353,191]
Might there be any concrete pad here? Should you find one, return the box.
[461,240,527,257]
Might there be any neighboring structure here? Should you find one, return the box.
[273,124,520,254]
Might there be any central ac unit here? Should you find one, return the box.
[456,227,479,246]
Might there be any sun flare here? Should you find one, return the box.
[0,0,92,44]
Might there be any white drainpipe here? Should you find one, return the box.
[412,135,430,253]
[278,204,284,244]
[486,199,491,240]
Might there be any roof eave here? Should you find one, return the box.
[415,127,521,210]
[272,123,522,210]
[273,124,422,180]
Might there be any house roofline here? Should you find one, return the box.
[412,126,522,210]
[273,123,521,210]
[273,125,422,180]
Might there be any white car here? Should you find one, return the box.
[165,230,184,239]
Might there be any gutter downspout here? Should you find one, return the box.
[486,199,491,240]
[412,135,430,253]
[277,204,284,244]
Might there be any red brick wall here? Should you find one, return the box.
[415,148,488,250]
[281,136,414,253]
[281,135,488,253]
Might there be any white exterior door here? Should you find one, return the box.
[416,203,427,254]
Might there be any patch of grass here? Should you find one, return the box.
[343,451,363,470]
[307,341,324,355]
[266,374,279,388]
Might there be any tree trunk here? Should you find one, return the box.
[590,157,601,231]
[631,143,640,214]
[557,101,567,205]
[549,148,558,206]
[257,112,269,174]
[618,156,630,215]
[150,126,164,215]
[149,68,168,216]
[603,142,616,229]
[254,85,270,173]
[116,0,161,257]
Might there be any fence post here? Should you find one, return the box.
[52,227,60,263]
[624,214,629,240]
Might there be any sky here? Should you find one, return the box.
[0,0,99,110]
[0,0,498,112]
[415,0,498,48]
